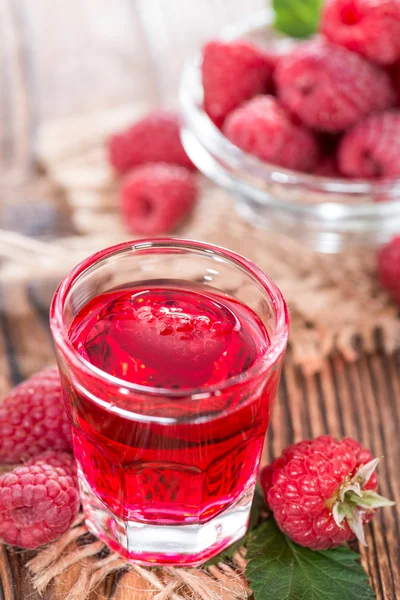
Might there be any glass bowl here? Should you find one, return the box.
[179,9,400,253]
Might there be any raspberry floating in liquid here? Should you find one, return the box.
[70,284,269,389]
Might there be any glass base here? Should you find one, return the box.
[79,475,253,566]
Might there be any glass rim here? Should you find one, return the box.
[179,8,400,219]
[50,238,289,398]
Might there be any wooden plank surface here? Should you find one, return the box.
[0,1,399,598]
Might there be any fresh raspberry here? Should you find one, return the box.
[0,460,79,549]
[202,40,272,127]
[275,40,396,132]
[338,111,400,179]
[321,0,400,65]
[108,111,194,174]
[120,163,197,235]
[261,435,394,550]
[377,236,400,306]
[223,96,319,172]
[27,451,76,479]
[0,367,72,464]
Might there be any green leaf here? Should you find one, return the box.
[272,0,323,38]
[246,519,376,600]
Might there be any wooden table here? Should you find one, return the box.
[0,1,399,598]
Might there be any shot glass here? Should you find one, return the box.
[50,238,288,566]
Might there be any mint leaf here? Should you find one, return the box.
[246,519,375,600]
[273,0,323,38]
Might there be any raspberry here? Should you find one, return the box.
[338,111,400,179]
[261,435,394,550]
[0,367,72,464]
[275,40,396,132]
[120,163,197,235]
[377,236,400,306]
[0,460,79,549]
[314,156,341,178]
[81,289,233,388]
[223,96,319,172]
[27,451,76,479]
[321,0,400,65]
[108,110,194,174]
[202,40,272,126]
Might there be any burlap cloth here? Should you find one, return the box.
[0,105,399,598]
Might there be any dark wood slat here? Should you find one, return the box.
[285,361,313,441]
[0,546,15,600]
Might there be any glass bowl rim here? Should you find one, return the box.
[50,238,289,399]
[179,8,400,221]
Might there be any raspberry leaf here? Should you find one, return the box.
[272,0,323,38]
[246,519,376,600]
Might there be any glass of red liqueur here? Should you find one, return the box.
[50,238,289,566]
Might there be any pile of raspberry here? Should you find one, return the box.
[0,367,80,549]
[201,0,400,180]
